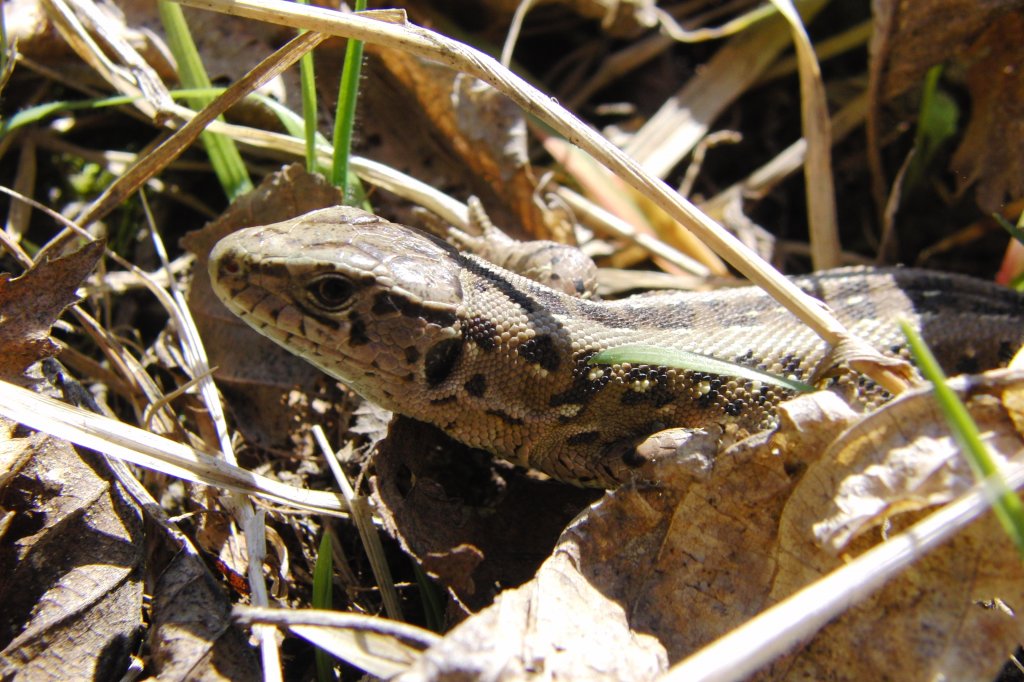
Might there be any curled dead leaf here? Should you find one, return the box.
[803,370,1024,549]
[0,240,103,383]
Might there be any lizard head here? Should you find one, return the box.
[209,206,466,409]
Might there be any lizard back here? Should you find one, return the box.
[209,206,1024,487]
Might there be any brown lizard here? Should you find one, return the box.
[208,206,1024,488]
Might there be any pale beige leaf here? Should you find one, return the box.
[399,550,667,681]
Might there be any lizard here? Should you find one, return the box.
[208,205,1024,488]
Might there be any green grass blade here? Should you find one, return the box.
[900,320,1024,556]
[312,530,336,681]
[330,0,367,198]
[412,562,445,633]
[297,0,319,173]
[906,65,959,193]
[158,0,252,199]
[993,211,1024,248]
[588,345,814,393]
[2,95,135,136]
[1,89,231,137]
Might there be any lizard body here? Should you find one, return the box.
[209,206,1024,487]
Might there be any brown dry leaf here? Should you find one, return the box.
[564,416,812,663]
[0,240,103,384]
[807,390,1023,550]
[773,379,1024,679]
[948,13,1024,211]
[375,395,835,675]
[645,383,1023,676]
[147,547,261,680]
[870,0,1020,101]
[0,417,144,679]
[183,164,349,453]
[870,1,1024,212]
[365,49,560,240]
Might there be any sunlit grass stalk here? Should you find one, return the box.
[158,0,252,199]
[900,320,1024,556]
[330,0,367,198]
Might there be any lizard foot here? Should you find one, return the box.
[632,425,724,482]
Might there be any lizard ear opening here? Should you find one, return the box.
[307,274,356,312]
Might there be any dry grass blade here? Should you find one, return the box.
[39,0,172,119]
[234,605,440,678]
[623,1,824,178]
[701,93,867,224]
[79,29,327,227]
[556,187,712,277]
[0,380,350,516]
[143,199,283,677]
[314,426,402,621]
[769,0,840,270]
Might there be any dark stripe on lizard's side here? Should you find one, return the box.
[372,291,458,328]
[458,255,543,315]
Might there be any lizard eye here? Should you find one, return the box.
[307,275,355,311]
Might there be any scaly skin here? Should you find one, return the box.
[209,206,1024,487]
